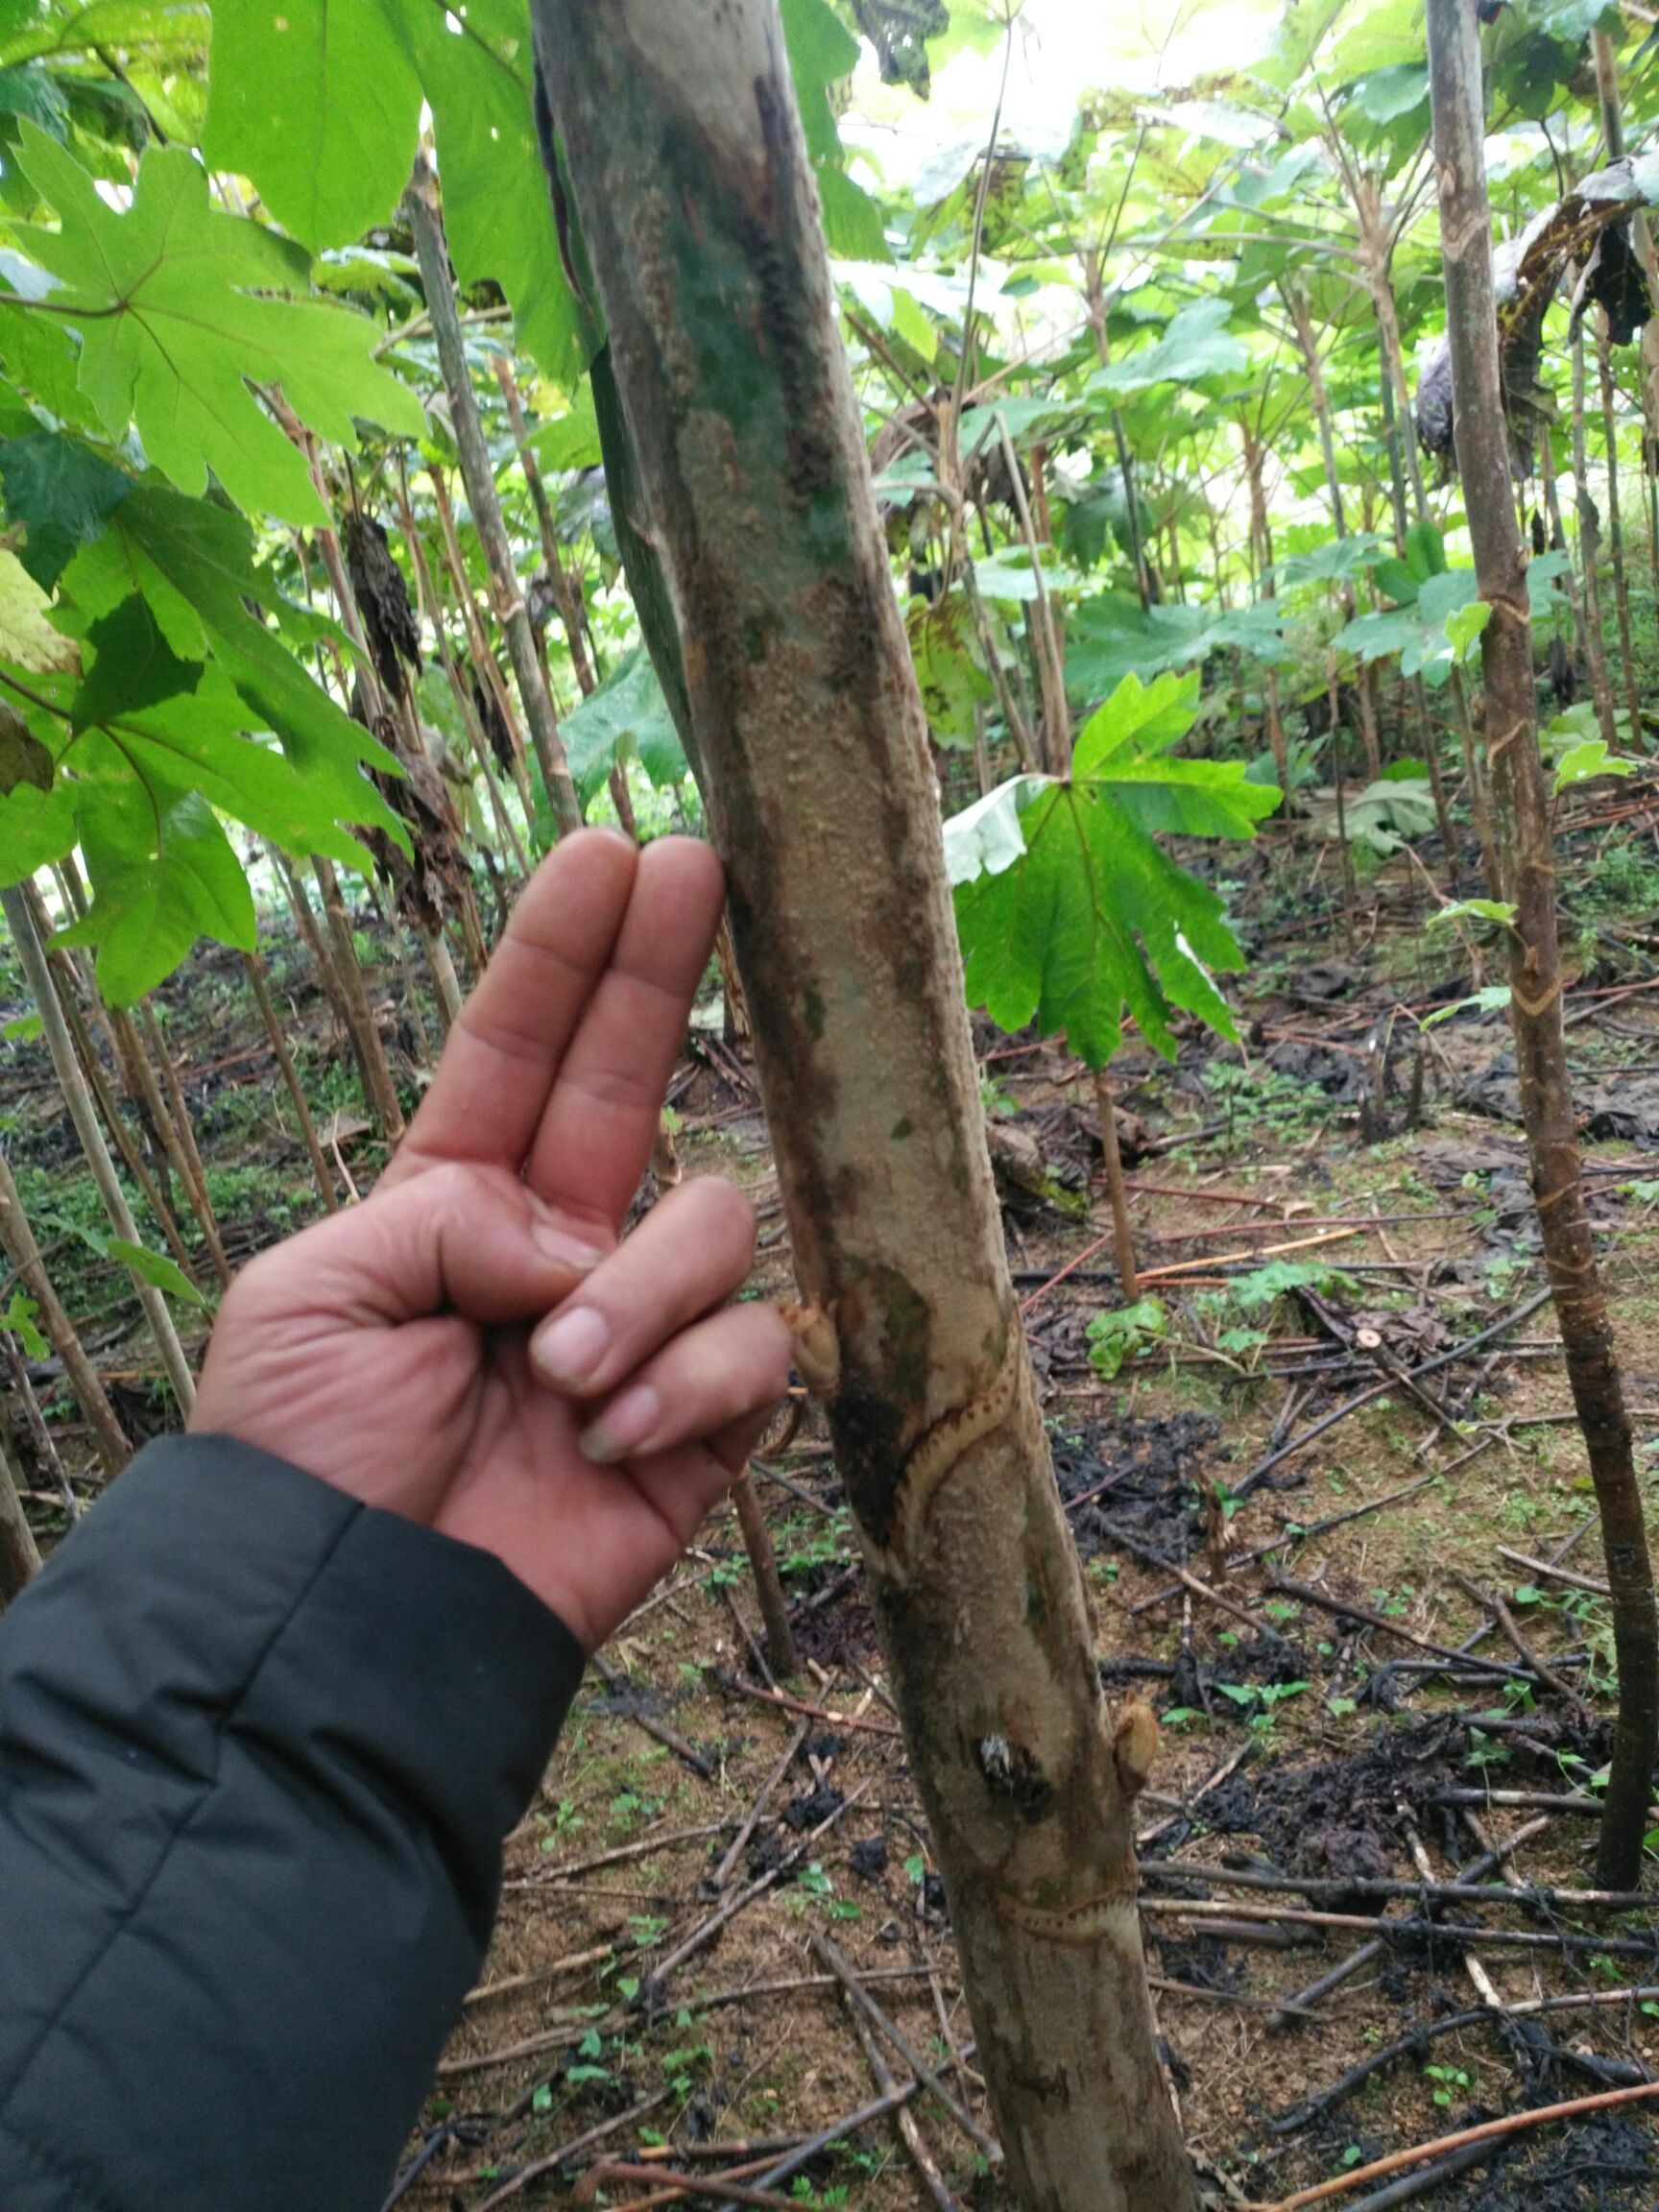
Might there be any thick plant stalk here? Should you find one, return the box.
[404,158,582,836]
[536,10,1196,2204]
[2,887,197,1415]
[242,952,337,1214]
[1428,0,1659,1887]
[730,1469,799,1680]
[0,1421,41,1605]
[0,1151,131,1476]
[311,858,407,1142]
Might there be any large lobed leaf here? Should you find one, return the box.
[5,125,422,525]
[204,0,421,253]
[946,671,1277,1068]
[0,444,403,998]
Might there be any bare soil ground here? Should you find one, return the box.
[9,793,1659,2211]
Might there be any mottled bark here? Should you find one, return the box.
[1429,0,1659,1887]
[536,8,1195,2205]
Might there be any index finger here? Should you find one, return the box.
[380,829,640,1189]
[522,835,725,1228]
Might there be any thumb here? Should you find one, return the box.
[242,1162,612,1333]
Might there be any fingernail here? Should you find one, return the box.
[579,1384,661,1464]
[532,1306,610,1388]
[530,1220,606,1272]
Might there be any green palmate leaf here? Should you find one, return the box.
[1406,518,1448,582]
[103,1235,204,1305]
[947,672,1274,1068]
[409,0,587,389]
[561,646,685,803]
[0,428,130,589]
[906,589,993,745]
[1349,62,1429,121]
[10,125,422,524]
[70,591,201,733]
[1271,532,1391,589]
[780,0,888,260]
[0,1287,48,1358]
[1066,591,1286,699]
[204,0,421,252]
[1335,566,1479,685]
[525,385,604,472]
[1427,898,1518,928]
[56,748,256,1001]
[1088,301,1247,395]
[1554,737,1632,791]
[0,60,69,136]
[90,667,377,866]
[59,479,401,836]
[1443,600,1491,663]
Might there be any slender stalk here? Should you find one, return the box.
[427,467,539,821]
[0,1150,131,1475]
[138,1001,231,1287]
[1428,0,1659,1887]
[36,933,197,1282]
[538,10,1197,2202]
[311,858,406,1142]
[492,349,599,697]
[1571,330,1623,749]
[730,1470,800,1681]
[241,952,337,1214]
[0,1419,41,1604]
[1093,1070,1140,1299]
[1597,331,1644,742]
[404,157,582,835]
[2,886,197,1414]
[394,454,531,874]
[101,999,225,1285]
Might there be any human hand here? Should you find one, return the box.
[190,831,792,1649]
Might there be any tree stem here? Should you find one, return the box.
[1428,0,1659,1887]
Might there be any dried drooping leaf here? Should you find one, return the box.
[1416,154,1659,467]
[0,701,53,795]
[342,510,421,697]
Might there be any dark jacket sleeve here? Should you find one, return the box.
[0,1433,586,2212]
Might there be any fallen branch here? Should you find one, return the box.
[809,1930,996,2157]
[1236,1287,1554,1496]
[1255,2079,1659,2211]
[1272,1983,1659,2134]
